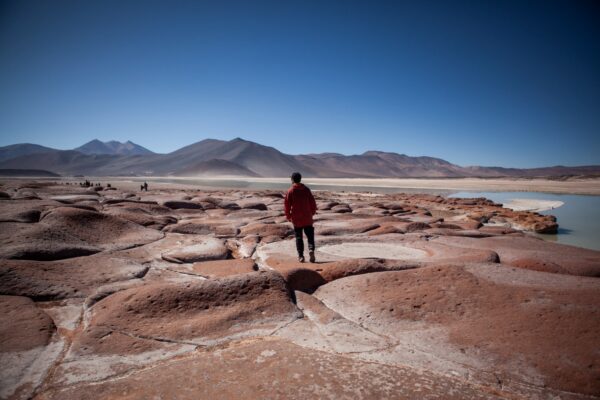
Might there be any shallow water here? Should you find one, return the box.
[450,191,600,251]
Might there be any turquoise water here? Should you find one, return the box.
[450,191,600,251]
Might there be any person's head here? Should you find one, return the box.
[291,172,302,184]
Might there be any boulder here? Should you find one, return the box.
[167,236,495,279]
[424,228,494,238]
[189,259,258,278]
[0,222,101,260]
[226,235,260,258]
[75,271,301,353]
[431,235,600,277]
[36,338,505,400]
[402,221,431,232]
[50,195,100,203]
[164,219,240,237]
[239,222,292,238]
[317,201,339,210]
[0,199,62,223]
[314,263,600,396]
[0,295,55,352]
[365,225,404,236]
[13,189,41,200]
[104,207,177,230]
[0,255,149,300]
[161,200,203,210]
[330,204,352,213]
[0,295,59,400]
[116,233,220,263]
[260,256,421,293]
[219,201,241,210]
[316,220,380,236]
[239,201,268,211]
[161,236,230,263]
[39,207,164,252]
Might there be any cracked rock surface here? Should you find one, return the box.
[0,180,598,399]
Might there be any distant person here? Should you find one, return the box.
[143,181,148,191]
[284,172,317,263]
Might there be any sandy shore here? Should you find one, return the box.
[248,177,600,195]
[502,198,565,212]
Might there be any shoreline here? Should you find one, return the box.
[501,198,565,213]
[13,176,600,195]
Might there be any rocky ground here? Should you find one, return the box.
[0,179,599,400]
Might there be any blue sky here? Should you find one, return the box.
[0,0,598,167]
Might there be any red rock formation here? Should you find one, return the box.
[0,180,597,399]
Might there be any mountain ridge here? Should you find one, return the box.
[0,138,598,178]
[75,139,154,156]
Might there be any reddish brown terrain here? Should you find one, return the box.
[1,179,599,399]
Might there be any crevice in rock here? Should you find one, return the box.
[313,297,566,398]
[163,267,208,279]
[32,305,84,399]
[268,314,304,337]
[115,329,205,347]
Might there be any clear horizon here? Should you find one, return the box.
[1,0,599,168]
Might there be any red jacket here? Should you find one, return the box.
[284,183,317,227]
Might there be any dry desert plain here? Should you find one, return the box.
[126,176,600,195]
[0,178,599,399]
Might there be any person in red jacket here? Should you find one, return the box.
[284,172,317,263]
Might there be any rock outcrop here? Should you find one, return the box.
[0,180,597,399]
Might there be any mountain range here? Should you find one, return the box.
[74,139,154,156]
[0,138,598,178]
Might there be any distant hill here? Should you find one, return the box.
[0,168,60,177]
[0,150,129,176]
[170,138,313,177]
[75,139,154,156]
[0,143,58,162]
[110,138,313,176]
[0,138,599,178]
[296,151,474,178]
[175,159,261,177]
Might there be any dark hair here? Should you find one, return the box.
[291,172,302,183]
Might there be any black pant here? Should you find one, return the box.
[294,225,315,257]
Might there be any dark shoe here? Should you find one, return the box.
[309,251,315,263]
[298,255,305,263]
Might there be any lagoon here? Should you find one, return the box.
[450,191,600,251]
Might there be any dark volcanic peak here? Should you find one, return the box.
[75,139,154,156]
[167,137,311,177]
